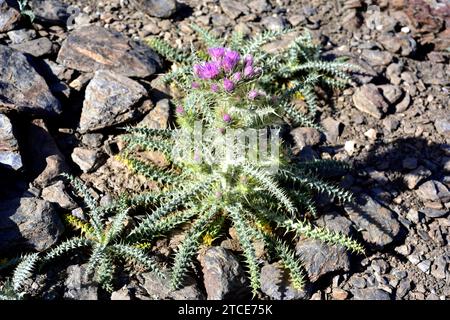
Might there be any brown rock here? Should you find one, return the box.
[57,26,161,78]
[0,0,20,33]
[352,84,389,119]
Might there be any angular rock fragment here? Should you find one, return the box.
[0,113,22,170]
[345,194,401,248]
[199,247,248,300]
[0,196,64,253]
[0,45,61,116]
[57,26,162,78]
[260,262,308,300]
[79,70,149,132]
[352,84,389,119]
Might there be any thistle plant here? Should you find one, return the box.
[40,174,165,292]
[0,253,40,300]
[147,24,357,128]
[17,0,35,23]
[120,40,363,295]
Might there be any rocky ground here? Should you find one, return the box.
[0,0,449,300]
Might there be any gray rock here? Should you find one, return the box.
[261,16,286,31]
[321,117,342,143]
[0,196,64,253]
[0,113,22,170]
[111,286,132,300]
[395,93,410,113]
[138,99,168,129]
[23,119,69,187]
[0,0,19,33]
[260,262,308,300]
[71,147,104,173]
[351,288,391,300]
[0,45,61,116]
[345,194,401,248]
[396,279,411,298]
[386,63,403,85]
[404,166,432,189]
[79,70,148,132]
[248,0,270,13]
[198,247,248,300]
[361,49,393,67]
[57,26,162,78]
[7,29,37,44]
[41,180,77,210]
[416,180,450,203]
[130,0,177,18]
[64,264,98,300]
[290,127,322,150]
[220,0,249,19]
[420,208,448,218]
[418,62,449,86]
[315,212,355,236]
[353,84,389,119]
[379,84,402,105]
[430,256,447,280]
[141,269,205,300]
[417,260,431,273]
[378,33,416,56]
[435,118,450,136]
[10,37,53,57]
[81,133,104,148]
[30,0,70,25]
[296,239,351,282]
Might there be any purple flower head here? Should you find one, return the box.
[244,65,254,78]
[223,78,235,92]
[223,113,232,123]
[232,72,242,82]
[222,49,240,73]
[210,83,219,92]
[248,90,259,100]
[194,61,221,79]
[244,54,254,67]
[208,47,225,60]
[191,81,200,89]
[176,105,185,114]
[193,151,201,162]
[215,191,223,198]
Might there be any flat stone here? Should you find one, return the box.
[418,62,449,86]
[345,194,401,248]
[420,208,448,218]
[7,29,37,44]
[435,118,450,136]
[220,0,249,19]
[57,25,162,78]
[290,127,322,150]
[0,0,19,33]
[404,166,432,189]
[138,99,168,129]
[0,113,22,170]
[379,84,402,104]
[30,0,70,25]
[321,117,342,143]
[0,196,64,253]
[111,286,132,300]
[261,16,286,31]
[198,247,248,300]
[248,0,271,13]
[416,180,450,203]
[430,256,447,280]
[395,93,410,113]
[260,262,308,300]
[352,288,391,300]
[10,37,53,57]
[353,84,388,119]
[79,70,148,132]
[296,239,351,282]
[71,147,104,173]
[64,264,98,300]
[41,180,77,210]
[141,268,205,300]
[361,49,393,66]
[417,260,431,273]
[0,45,61,116]
[130,0,177,18]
